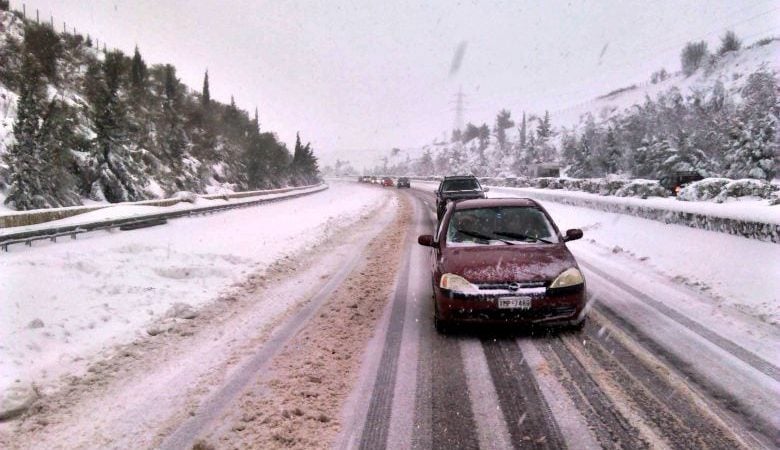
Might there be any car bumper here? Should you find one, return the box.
[434,285,587,326]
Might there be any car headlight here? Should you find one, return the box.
[440,273,477,293]
[549,268,584,289]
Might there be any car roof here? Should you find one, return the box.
[442,175,478,180]
[454,198,540,209]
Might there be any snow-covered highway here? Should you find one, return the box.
[1,180,777,449]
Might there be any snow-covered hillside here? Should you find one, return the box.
[0,10,319,211]
[554,39,780,128]
[372,37,779,183]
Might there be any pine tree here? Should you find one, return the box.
[4,54,44,209]
[725,69,778,180]
[23,23,62,83]
[681,41,708,76]
[537,111,552,140]
[91,50,143,202]
[603,127,621,174]
[717,31,741,56]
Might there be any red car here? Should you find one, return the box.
[382,177,394,187]
[417,198,587,333]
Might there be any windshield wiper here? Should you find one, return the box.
[493,230,552,244]
[456,228,514,245]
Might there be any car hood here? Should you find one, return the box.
[440,244,577,284]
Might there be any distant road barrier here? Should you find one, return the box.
[0,184,327,252]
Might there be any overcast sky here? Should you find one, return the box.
[11,0,780,166]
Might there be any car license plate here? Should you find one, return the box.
[498,296,532,310]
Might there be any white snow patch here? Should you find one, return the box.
[0,182,386,396]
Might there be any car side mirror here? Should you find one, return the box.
[417,235,436,247]
[564,229,583,242]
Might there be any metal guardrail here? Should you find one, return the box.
[0,184,328,252]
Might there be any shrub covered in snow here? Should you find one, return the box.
[615,179,669,198]
[677,178,732,201]
[714,179,779,203]
[534,177,564,189]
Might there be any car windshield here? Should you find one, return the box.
[446,207,559,246]
[441,179,479,192]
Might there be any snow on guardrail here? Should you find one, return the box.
[0,184,323,229]
[0,184,328,251]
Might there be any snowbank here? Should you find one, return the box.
[492,186,780,243]
[0,182,386,400]
[411,179,779,242]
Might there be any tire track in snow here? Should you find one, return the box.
[576,318,748,449]
[579,259,780,382]
[357,200,414,449]
[540,338,649,449]
[481,337,566,449]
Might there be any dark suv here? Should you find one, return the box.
[435,175,488,220]
[659,171,703,195]
[397,177,411,188]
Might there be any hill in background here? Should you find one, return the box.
[0,7,319,211]
[362,35,778,182]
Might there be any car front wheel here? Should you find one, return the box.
[433,302,451,334]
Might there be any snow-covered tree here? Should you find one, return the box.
[493,109,514,154]
[4,54,45,209]
[725,69,778,180]
[681,41,708,76]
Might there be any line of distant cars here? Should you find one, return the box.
[357,176,410,188]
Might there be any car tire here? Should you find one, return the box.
[570,314,587,331]
[433,303,450,334]
[434,314,450,334]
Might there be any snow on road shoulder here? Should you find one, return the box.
[517,195,780,327]
[0,182,386,400]
[0,185,326,236]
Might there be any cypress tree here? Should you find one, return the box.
[130,46,147,91]
[201,70,210,108]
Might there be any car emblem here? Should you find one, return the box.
[508,282,520,291]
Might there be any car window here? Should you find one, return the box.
[446,207,559,246]
[441,179,479,192]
